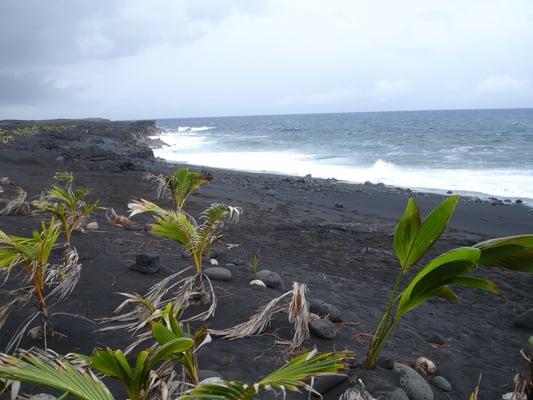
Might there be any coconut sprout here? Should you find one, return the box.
[0,219,81,351]
[144,167,212,210]
[127,199,241,321]
[34,172,100,244]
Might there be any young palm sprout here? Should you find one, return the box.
[365,196,533,368]
[125,199,241,321]
[145,167,212,210]
[211,282,318,350]
[35,171,99,244]
[0,219,81,351]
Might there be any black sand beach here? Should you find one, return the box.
[1,120,533,399]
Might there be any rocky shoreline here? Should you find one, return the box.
[1,119,533,399]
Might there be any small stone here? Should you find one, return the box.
[250,279,266,287]
[432,376,452,392]
[199,370,223,380]
[377,357,395,369]
[204,267,232,281]
[406,188,412,193]
[374,388,409,400]
[86,221,99,230]
[209,258,219,266]
[309,319,336,340]
[516,199,523,204]
[515,309,533,330]
[130,253,160,274]
[335,202,344,208]
[309,298,343,322]
[30,395,57,400]
[255,270,283,289]
[425,333,446,345]
[393,363,434,400]
[446,190,453,194]
[313,374,348,394]
[414,357,437,375]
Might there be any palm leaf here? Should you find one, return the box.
[474,235,533,272]
[400,196,459,270]
[0,350,115,400]
[151,213,199,252]
[183,350,350,400]
[397,247,480,315]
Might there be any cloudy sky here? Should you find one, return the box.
[1,0,532,120]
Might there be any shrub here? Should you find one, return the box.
[365,196,533,368]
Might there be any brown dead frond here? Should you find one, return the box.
[106,207,140,228]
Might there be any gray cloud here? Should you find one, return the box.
[0,0,532,119]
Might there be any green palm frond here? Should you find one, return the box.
[151,213,199,254]
[182,350,350,400]
[0,350,115,400]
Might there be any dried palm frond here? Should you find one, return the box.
[210,282,313,349]
[0,187,29,216]
[45,247,82,304]
[105,207,138,228]
[101,268,217,353]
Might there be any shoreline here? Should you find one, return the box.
[151,122,533,207]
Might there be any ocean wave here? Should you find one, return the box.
[176,126,215,132]
[152,147,533,202]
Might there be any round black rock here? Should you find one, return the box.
[130,253,160,274]
[309,319,336,340]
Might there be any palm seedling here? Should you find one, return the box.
[35,171,100,244]
[125,199,241,322]
[0,219,81,351]
[145,167,213,210]
[365,196,533,368]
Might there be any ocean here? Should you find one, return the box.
[154,108,533,203]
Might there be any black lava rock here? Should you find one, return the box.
[130,253,160,274]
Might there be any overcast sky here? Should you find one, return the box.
[0,0,532,120]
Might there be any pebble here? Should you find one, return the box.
[130,253,160,274]
[250,279,266,287]
[86,221,99,230]
[199,370,223,380]
[516,199,523,204]
[432,376,452,392]
[425,332,446,345]
[255,270,283,289]
[515,309,533,330]
[393,363,434,400]
[209,258,219,266]
[204,267,232,281]
[313,374,348,394]
[335,202,344,208]
[374,388,409,400]
[308,298,343,322]
[309,319,336,340]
